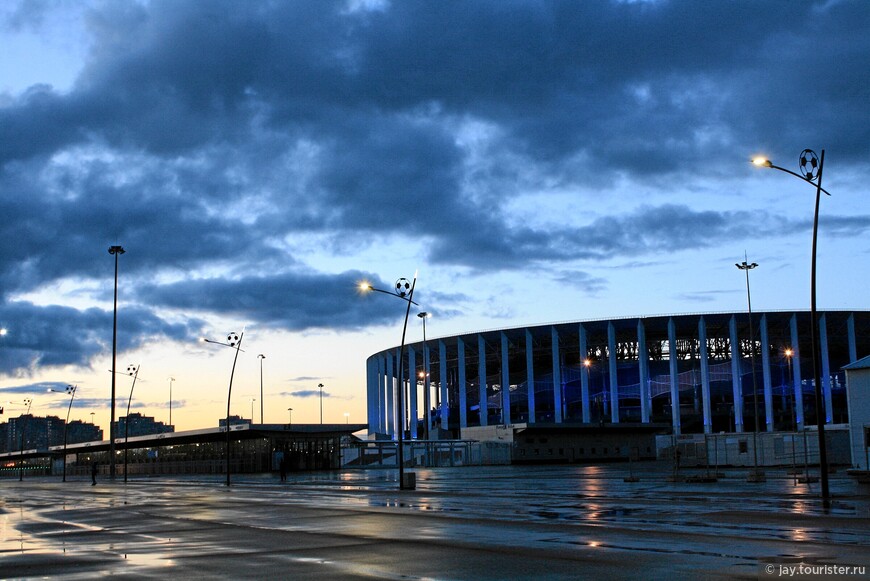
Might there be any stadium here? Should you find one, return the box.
[365,310,869,462]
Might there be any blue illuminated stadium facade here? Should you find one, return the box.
[366,310,869,438]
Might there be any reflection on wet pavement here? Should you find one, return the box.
[2,463,869,579]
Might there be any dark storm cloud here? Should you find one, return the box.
[134,270,412,331]
[0,380,70,395]
[429,204,797,269]
[0,301,201,372]
[1,0,868,375]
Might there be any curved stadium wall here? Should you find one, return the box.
[365,310,869,438]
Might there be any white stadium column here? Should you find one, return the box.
[637,319,650,423]
[579,324,590,423]
[478,335,488,427]
[378,356,387,434]
[668,318,681,435]
[501,332,511,425]
[760,314,774,432]
[439,340,448,435]
[526,329,536,423]
[423,341,432,436]
[408,346,417,439]
[820,313,833,423]
[608,321,619,423]
[367,357,378,432]
[552,327,562,424]
[729,315,744,432]
[790,314,804,430]
[699,317,712,434]
[386,351,395,438]
[458,338,468,429]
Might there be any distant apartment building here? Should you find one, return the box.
[218,415,251,428]
[114,413,174,438]
[66,420,103,444]
[2,415,66,452]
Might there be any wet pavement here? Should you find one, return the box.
[2,463,870,579]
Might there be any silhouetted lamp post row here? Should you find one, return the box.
[752,149,831,507]
[201,331,245,487]
[318,383,324,424]
[108,245,125,479]
[258,354,266,424]
[123,364,140,483]
[47,384,77,482]
[417,311,431,441]
[736,256,763,482]
[11,398,33,481]
[360,275,419,490]
[168,376,175,427]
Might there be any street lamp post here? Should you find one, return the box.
[258,354,266,424]
[48,385,77,482]
[123,364,140,483]
[360,276,419,490]
[14,398,33,481]
[201,331,245,487]
[318,383,324,424]
[736,256,764,482]
[108,244,125,480]
[250,398,256,424]
[785,348,798,482]
[287,407,293,425]
[168,377,175,427]
[582,359,592,424]
[417,312,431,440]
[785,349,795,430]
[752,149,831,507]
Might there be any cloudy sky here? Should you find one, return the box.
[1,0,868,431]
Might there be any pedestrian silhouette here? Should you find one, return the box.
[91,462,98,486]
[279,457,287,482]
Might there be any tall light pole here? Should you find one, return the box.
[108,244,125,479]
[258,354,266,424]
[122,364,140,483]
[360,275,418,490]
[287,407,293,425]
[785,348,798,480]
[417,311,431,440]
[47,385,77,482]
[250,398,256,423]
[168,377,175,427]
[318,383,324,424]
[201,331,245,486]
[784,348,795,430]
[583,359,592,423]
[13,398,33,481]
[753,149,831,507]
[736,256,763,482]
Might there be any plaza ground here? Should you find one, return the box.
[2,463,870,580]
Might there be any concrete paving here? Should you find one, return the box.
[2,463,870,580]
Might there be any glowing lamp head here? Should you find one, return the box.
[752,157,772,167]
